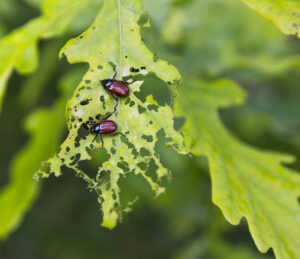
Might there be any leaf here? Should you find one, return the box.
[213,240,273,259]
[0,103,61,240]
[36,0,186,229]
[175,79,300,259]
[0,0,93,112]
[156,0,300,77]
[242,0,300,37]
[175,237,272,259]
[0,68,81,239]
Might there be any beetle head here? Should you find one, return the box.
[101,79,113,89]
[90,126,96,134]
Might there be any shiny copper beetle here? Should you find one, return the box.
[83,113,124,148]
[101,72,135,112]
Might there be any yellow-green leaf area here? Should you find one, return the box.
[242,0,300,37]
[37,0,186,229]
[175,79,300,259]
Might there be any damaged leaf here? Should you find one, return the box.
[36,0,186,229]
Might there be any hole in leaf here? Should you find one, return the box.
[174,117,186,131]
[134,74,171,106]
[147,104,158,112]
[130,67,140,73]
[124,98,131,105]
[138,105,147,114]
[100,95,106,109]
[137,162,147,170]
[145,159,159,182]
[140,147,151,157]
[117,161,130,172]
[69,153,81,166]
[78,86,85,91]
[75,125,89,147]
[97,170,111,188]
[142,134,153,142]
[138,13,149,26]
[121,137,138,159]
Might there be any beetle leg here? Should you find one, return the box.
[112,98,118,114]
[110,92,118,102]
[109,132,124,137]
[101,102,118,122]
[99,134,104,149]
[108,92,119,115]
[92,134,98,142]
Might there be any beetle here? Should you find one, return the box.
[101,72,136,112]
[83,113,124,148]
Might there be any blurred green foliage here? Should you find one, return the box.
[0,0,299,258]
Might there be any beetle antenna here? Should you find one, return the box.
[112,71,117,80]
[101,109,115,121]
[95,114,101,121]
[89,117,97,125]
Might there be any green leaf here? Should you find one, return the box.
[242,0,300,37]
[213,240,273,259]
[0,0,92,112]
[156,0,300,77]
[36,0,186,229]
[0,68,81,240]
[175,237,272,259]
[0,103,61,240]
[175,79,300,259]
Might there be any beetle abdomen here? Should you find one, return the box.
[99,120,117,134]
[109,81,129,97]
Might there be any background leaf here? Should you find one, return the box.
[0,68,80,239]
[242,0,300,37]
[175,79,300,259]
[0,0,98,112]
